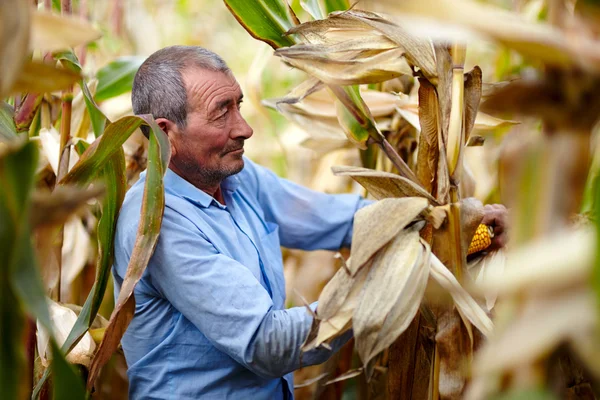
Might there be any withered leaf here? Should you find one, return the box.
[416,79,439,195]
[463,66,482,142]
[31,11,101,52]
[349,197,429,276]
[430,254,493,336]
[474,291,594,375]
[353,226,425,368]
[332,166,437,203]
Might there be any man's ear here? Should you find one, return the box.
[156,118,179,158]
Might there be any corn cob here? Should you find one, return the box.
[467,224,493,255]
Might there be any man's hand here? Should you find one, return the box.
[481,204,509,251]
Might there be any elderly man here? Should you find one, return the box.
[113,45,371,399]
[113,45,507,399]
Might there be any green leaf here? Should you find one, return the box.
[322,0,349,14]
[50,341,86,400]
[86,116,170,390]
[331,85,381,148]
[1,142,51,330]
[59,116,143,186]
[594,174,600,319]
[80,81,108,138]
[223,0,299,49]
[95,56,145,101]
[61,149,126,357]
[0,101,17,140]
[303,0,349,18]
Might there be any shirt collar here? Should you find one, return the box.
[160,168,241,208]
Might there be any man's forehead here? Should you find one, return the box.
[183,68,241,107]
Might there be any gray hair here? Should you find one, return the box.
[132,45,230,137]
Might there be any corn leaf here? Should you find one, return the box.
[30,185,105,228]
[349,197,429,276]
[476,228,593,297]
[313,263,369,348]
[55,51,108,137]
[0,101,17,140]
[330,85,383,147]
[59,116,143,186]
[1,142,85,400]
[332,165,437,202]
[379,0,600,70]
[353,227,426,370]
[86,117,170,390]
[336,10,437,81]
[223,0,299,49]
[0,142,35,400]
[95,56,145,102]
[416,79,439,195]
[430,254,493,336]
[370,241,430,366]
[0,0,29,97]
[301,0,349,20]
[50,341,86,400]
[31,11,101,52]
[11,60,81,95]
[276,46,411,86]
[474,292,594,375]
[464,66,482,142]
[60,150,125,355]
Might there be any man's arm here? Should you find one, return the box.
[245,159,372,251]
[145,208,349,378]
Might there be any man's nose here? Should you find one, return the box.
[231,110,253,140]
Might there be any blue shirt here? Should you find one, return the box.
[113,158,370,399]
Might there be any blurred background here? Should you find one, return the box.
[16,0,598,399]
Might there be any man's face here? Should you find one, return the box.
[169,68,253,185]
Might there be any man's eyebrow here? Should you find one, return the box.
[212,94,244,113]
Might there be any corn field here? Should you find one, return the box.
[2,0,600,399]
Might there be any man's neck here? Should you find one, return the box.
[169,162,226,205]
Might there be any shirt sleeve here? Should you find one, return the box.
[245,160,373,250]
[147,208,351,379]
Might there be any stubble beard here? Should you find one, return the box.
[179,154,244,188]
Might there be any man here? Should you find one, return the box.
[113,45,507,399]
[113,45,371,399]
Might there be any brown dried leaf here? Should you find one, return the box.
[475,228,593,296]
[353,226,425,368]
[277,46,412,85]
[348,197,429,275]
[335,10,437,80]
[31,11,101,52]
[416,79,439,195]
[434,44,452,142]
[463,66,482,142]
[332,166,437,203]
[11,60,81,95]
[473,112,519,130]
[376,0,600,70]
[314,263,369,347]
[474,291,595,375]
[0,0,30,97]
[30,184,105,228]
[430,254,493,336]
[368,241,430,367]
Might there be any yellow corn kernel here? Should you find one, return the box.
[467,224,493,255]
